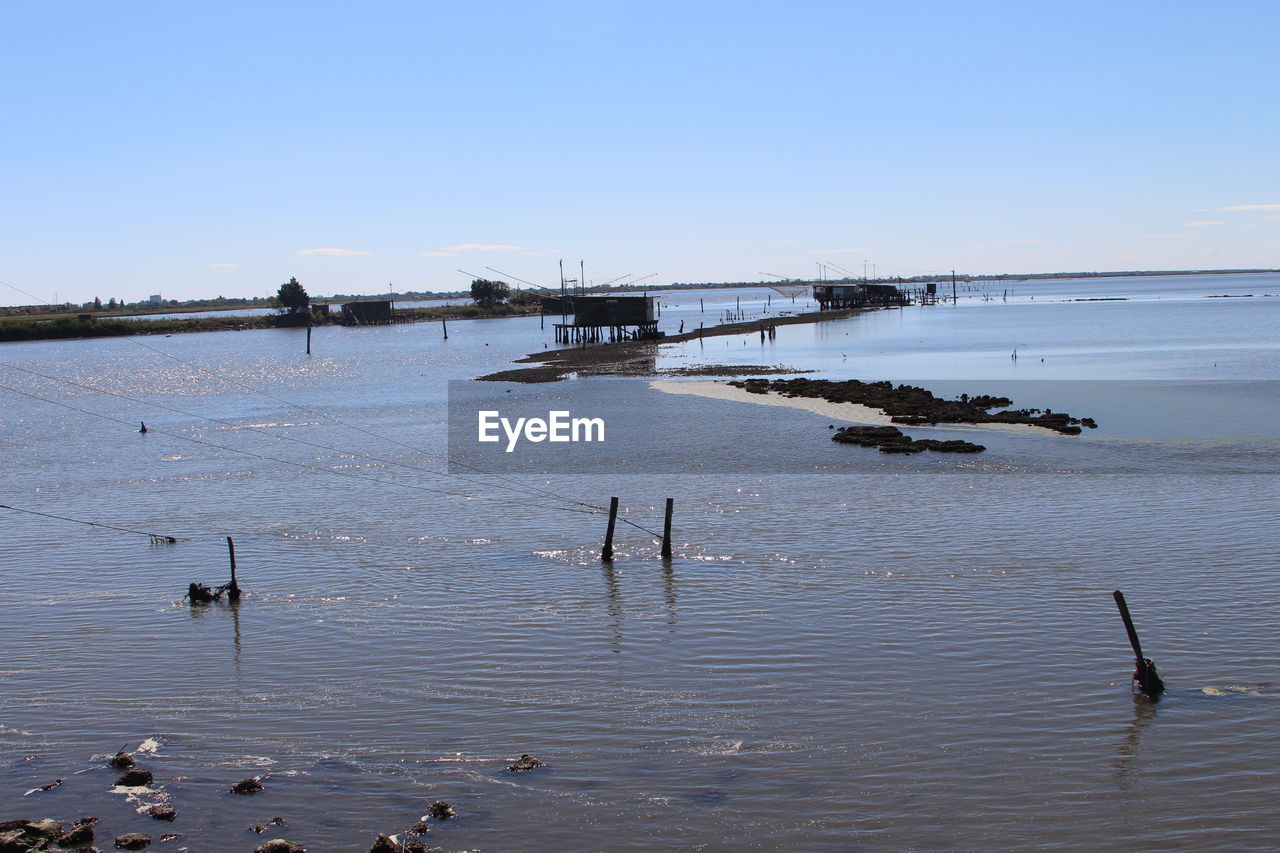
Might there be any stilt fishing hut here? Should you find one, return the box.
[553,295,661,343]
[813,283,908,310]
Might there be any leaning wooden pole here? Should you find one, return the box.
[601,497,619,562]
[1112,590,1163,697]
[226,536,241,602]
[660,498,673,559]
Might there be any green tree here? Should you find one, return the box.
[469,278,509,309]
[276,277,310,316]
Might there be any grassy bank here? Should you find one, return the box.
[0,303,541,343]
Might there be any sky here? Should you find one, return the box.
[2,0,1279,306]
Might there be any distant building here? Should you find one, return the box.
[148,295,163,305]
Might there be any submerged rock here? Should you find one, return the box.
[253,840,305,853]
[367,835,427,853]
[251,818,286,834]
[143,805,175,822]
[427,801,455,821]
[157,834,183,844]
[109,752,135,771]
[229,778,264,795]
[56,817,99,848]
[113,834,150,851]
[507,754,544,772]
[114,768,153,788]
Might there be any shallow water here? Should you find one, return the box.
[1,274,1278,851]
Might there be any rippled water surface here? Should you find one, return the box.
[2,274,1278,851]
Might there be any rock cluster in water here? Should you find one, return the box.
[113,769,152,788]
[367,834,427,853]
[0,817,97,852]
[254,841,305,853]
[229,777,265,795]
[731,377,1097,434]
[506,754,544,772]
[831,425,985,454]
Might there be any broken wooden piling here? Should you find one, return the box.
[226,536,241,602]
[1112,589,1164,698]
[661,498,673,560]
[601,496,618,562]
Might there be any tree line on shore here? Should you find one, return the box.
[0,277,540,342]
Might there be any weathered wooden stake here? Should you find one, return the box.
[699,298,704,312]
[227,536,241,602]
[306,326,312,355]
[442,319,448,340]
[1112,590,1163,697]
[601,496,619,562]
[661,498,673,559]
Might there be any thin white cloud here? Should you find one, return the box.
[418,251,460,257]
[1213,204,1280,211]
[298,248,372,256]
[807,248,870,254]
[1138,233,1193,238]
[209,263,238,268]
[994,239,1046,245]
[439,243,523,252]
[1263,215,1280,221]
[1185,221,1225,227]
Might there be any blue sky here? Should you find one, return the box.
[3,0,1278,305]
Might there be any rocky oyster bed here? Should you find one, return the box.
[831,425,986,454]
[731,377,1097,433]
[729,377,1097,456]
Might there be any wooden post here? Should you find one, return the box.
[661,498,673,559]
[601,496,618,562]
[699,298,704,312]
[1112,590,1163,697]
[442,318,448,339]
[306,326,312,355]
[227,536,241,602]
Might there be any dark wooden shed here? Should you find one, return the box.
[553,295,660,343]
[341,300,393,325]
[813,284,907,310]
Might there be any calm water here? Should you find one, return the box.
[1,274,1278,851]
